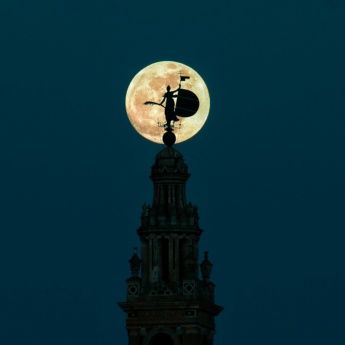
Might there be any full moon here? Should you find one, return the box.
[125,61,210,144]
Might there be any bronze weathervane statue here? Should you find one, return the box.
[144,74,199,145]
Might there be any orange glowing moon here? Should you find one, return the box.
[125,61,210,144]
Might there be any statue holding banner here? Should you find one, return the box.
[144,74,200,128]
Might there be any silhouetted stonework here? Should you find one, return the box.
[118,146,223,345]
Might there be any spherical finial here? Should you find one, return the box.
[162,131,176,146]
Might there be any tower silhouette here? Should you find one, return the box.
[118,145,223,345]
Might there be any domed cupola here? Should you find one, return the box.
[140,146,199,228]
[151,146,189,179]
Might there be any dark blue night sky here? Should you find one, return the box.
[1,1,345,344]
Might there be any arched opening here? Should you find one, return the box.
[202,336,209,345]
[149,332,174,345]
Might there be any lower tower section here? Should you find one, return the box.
[118,146,223,345]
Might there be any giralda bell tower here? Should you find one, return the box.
[119,61,223,345]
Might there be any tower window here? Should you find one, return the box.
[173,239,176,269]
[161,238,169,282]
[151,239,154,270]
[179,239,188,280]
